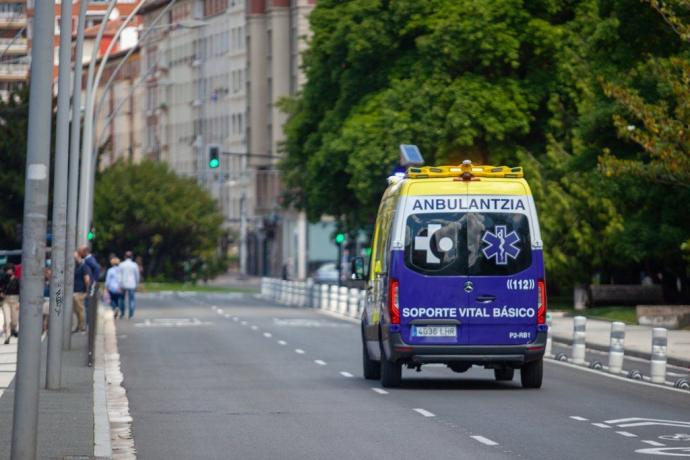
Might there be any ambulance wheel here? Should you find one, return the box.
[380,358,402,388]
[494,368,514,381]
[362,342,380,380]
[520,358,543,389]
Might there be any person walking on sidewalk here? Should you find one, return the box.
[119,251,140,319]
[72,252,92,333]
[106,257,124,318]
[0,264,20,344]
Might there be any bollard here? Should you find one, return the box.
[338,286,349,314]
[545,312,553,357]
[650,327,668,384]
[348,288,359,318]
[572,316,586,365]
[321,284,329,310]
[331,285,340,311]
[608,321,625,375]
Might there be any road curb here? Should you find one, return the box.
[94,306,112,458]
[551,334,690,369]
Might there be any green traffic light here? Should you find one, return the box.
[87,231,95,241]
[209,158,220,169]
[335,233,345,244]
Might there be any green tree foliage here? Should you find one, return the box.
[0,89,28,248]
[93,161,226,281]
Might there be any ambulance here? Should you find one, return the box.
[357,155,547,388]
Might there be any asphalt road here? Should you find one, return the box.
[116,292,690,460]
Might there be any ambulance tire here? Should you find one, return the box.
[363,342,381,380]
[380,358,402,388]
[494,368,514,381]
[520,358,543,389]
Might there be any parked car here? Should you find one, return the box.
[312,262,339,284]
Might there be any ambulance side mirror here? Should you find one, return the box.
[351,257,366,280]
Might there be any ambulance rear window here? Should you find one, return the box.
[404,213,532,276]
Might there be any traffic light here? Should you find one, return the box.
[335,233,345,245]
[208,145,220,169]
[87,229,95,241]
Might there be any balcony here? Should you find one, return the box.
[0,14,27,29]
[0,38,28,55]
[0,62,29,81]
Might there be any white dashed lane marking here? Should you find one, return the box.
[471,436,498,446]
[641,440,665,447]
[232,317,239,322]
[413,408,435,418]
[314,360,326,366]
[569,416,588,421]
[277,340,287,346]
[224,314,230,318]
[263,332,272,338]
[371,388,388,395]
[295,349,305,354]
[592,423,611,429]
[211,306,217,310]
[241,321,248,326]
[616,431,638,438]
[251,325,258,331]
[217,309,224,314]
[340,371,354,378]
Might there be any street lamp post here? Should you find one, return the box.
[45,0,74,390]
[11,1,55,458]
[64,0,89,351]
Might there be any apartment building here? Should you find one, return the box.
[0,1,28,101]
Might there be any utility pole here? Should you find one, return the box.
[11,1,56,458]
[46,0,74,390]
[64,0,88,351]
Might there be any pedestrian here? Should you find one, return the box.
[42,267,51,333]
[119,251,140,319]
[106,257,124,318]
[72,252,91,333]
[79,245,100,327]
[0,264,20,344]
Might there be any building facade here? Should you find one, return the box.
[0,1,28,101]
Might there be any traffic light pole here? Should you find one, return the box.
[11,1,55,458]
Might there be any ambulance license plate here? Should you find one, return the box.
[412,326,457,338]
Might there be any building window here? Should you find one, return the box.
[204,0,227,17]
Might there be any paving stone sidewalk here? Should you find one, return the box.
[550,312,690,368]
[0,332,94,460]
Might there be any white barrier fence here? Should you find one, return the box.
[261,278,366,321]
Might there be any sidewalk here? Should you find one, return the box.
[0,332,94,460]
[550,312,690,368]
[205,271,261,291]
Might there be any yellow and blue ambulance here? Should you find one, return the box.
[359,154,547,388]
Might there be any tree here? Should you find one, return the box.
[0,89,28,248]
[93,160,226,281]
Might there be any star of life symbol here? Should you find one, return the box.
[414,224,454,264]
[482,225,521,265]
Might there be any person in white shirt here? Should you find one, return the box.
[106,257,123,318]
[119,251,140,319]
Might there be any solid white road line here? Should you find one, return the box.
[340,371,354,378]
[371,388,388,395]
[263,332,272,338]
[277,340,287,346]
[592,423,611,429]
[569,416,588,421]
[295,349,305,354]
[641,440,665,447]
[471,436,498,446]
[616,431,638,438]
[413,408,435,418]
[314,360,326,366]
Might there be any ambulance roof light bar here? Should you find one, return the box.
[406,160,524,179]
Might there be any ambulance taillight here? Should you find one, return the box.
[537,279,547,324]
[389,279,400,324]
